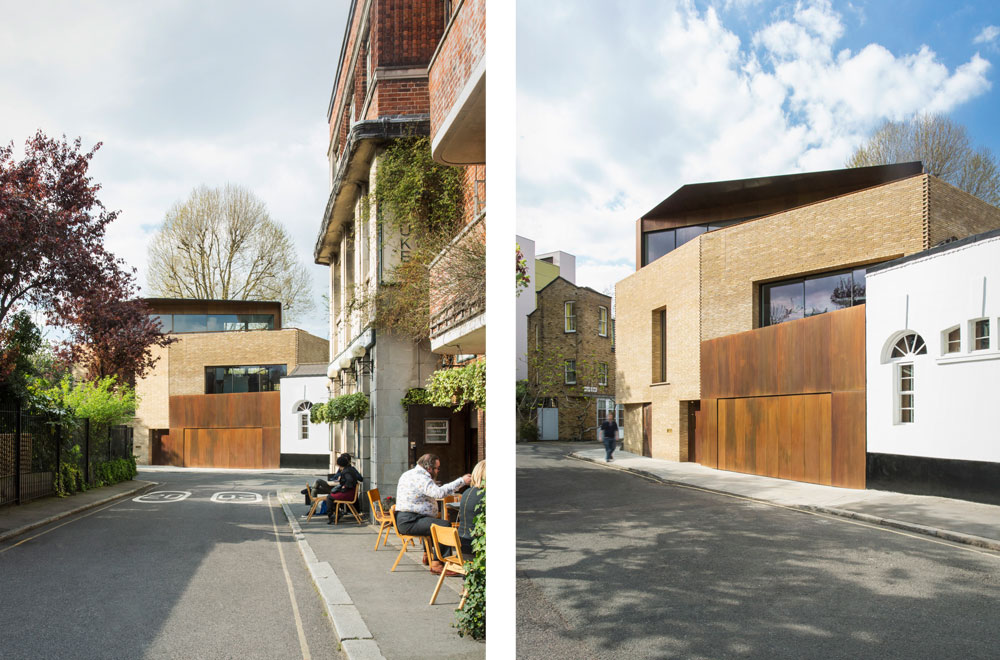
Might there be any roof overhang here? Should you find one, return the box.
[314,116,430,265]
[641,162,924,220]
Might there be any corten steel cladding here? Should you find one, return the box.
[698,305,865,488]
[166,392,280,469]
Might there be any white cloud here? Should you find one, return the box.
[974,25,1000,45]
[517,0,994,295]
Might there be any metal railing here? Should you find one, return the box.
[0,399,133,506]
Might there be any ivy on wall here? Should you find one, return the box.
[425,360,486,411]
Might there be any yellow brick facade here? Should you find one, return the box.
[616,174,1000,463]
[132,329,328,464]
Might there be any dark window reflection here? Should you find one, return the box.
[676,224,707,248]
[644,230,675,265]
[151,313,275,333]
[204,365,286,394]
[173,314,208,332]
[761,266,874,327]
[763,281,804,325]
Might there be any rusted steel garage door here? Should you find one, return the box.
[184,428,263,469]
[698,306,866,488]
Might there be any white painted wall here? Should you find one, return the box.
[279,376,331,455]
[515,235,536,381]
[866,234,1000,463]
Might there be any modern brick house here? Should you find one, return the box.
[315,0,485,494]
[528,277,615,441]
[133,299,328,467]
[616,163,1000,489]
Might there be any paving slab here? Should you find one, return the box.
[572,445,1000,551]
[281,490,485,660]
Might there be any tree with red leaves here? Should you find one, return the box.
[0,131,172,384]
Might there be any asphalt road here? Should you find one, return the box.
[516,442,1000,660]
[0,470,341,660]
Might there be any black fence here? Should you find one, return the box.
[0,400,133,506]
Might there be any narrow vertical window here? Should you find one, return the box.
[564,360,576,385]
[297,402,313,439]
[564,302,576,333]
[534,322,540,350]
[898,364,914,424]
[944,327,960,354]
[598,306,608,336]
[974,319,990,351]
[598,362,608,386]
[652,308,667,383]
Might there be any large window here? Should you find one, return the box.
[204,365,287,394]
[760,267,867,327]
[898,363,914,423]
[641,219,747,266]
[886,332,925,425]
[152,313,275,334]
[564,302,576,333]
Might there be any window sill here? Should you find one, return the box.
[651,381,671,387]
[936,351,1000,365]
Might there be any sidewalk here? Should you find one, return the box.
[573,446,1000,551]
[278,490,485,660]
[0,479,156,543]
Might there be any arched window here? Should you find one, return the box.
[884,332,926,425]
[297,401,312,440]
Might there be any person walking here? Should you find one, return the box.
[600,411,619,462]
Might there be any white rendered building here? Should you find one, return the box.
[279,364,331,468]
[866,229,1000,470]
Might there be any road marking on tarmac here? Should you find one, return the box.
[267,492,311,660]
[133,491,191,503]
[211,492,262,503]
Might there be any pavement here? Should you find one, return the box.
[0,471,484,660]
[573,444,1000,551]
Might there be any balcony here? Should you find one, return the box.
[428,213,485,354]
[428,0,485,166]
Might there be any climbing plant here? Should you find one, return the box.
[456,485,485,639]
[425,360,486,411]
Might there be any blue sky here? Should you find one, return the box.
[0,2,349,338]
[517,0,1000,296]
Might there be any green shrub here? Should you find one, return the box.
[456,486,486,639]
[93,456,137,487]
[518,420,539,442]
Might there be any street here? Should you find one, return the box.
[516,443,1000,659]
[0,470,340,660]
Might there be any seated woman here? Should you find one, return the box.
[327,453,363,524]
[457,459,485,557]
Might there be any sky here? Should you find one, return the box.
[516,0,1000,298]
[0,1,349,339]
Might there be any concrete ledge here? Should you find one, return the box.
[279,496,383,660]
[572,452,1000,553]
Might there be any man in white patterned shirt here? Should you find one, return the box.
[395,453,471,574]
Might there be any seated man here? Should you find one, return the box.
[327,453,363,524]
[395,453,471,575]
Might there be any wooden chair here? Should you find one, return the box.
[367,488,392,550]
[389,505,432,571]
[330,484,364,525]
[440,494,461,524]
[304,483,326,522]
[429,524,469,608]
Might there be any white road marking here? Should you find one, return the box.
[132,491,191,503]
[210,492,263,503]
[267,492,311,660]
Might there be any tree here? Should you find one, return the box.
[847,114,1000,206]
[147,184,315,323]
[0,132,171,384]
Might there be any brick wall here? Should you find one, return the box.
[615,239,700,459]
[927,177,1000,248]
[131,329,329,464]
[528,278,615,440]
[428,0,485,137]
[700,175,927,340]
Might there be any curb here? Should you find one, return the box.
[278,493,387,660]
[0,480,158,544]
[572,453,1000,553]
